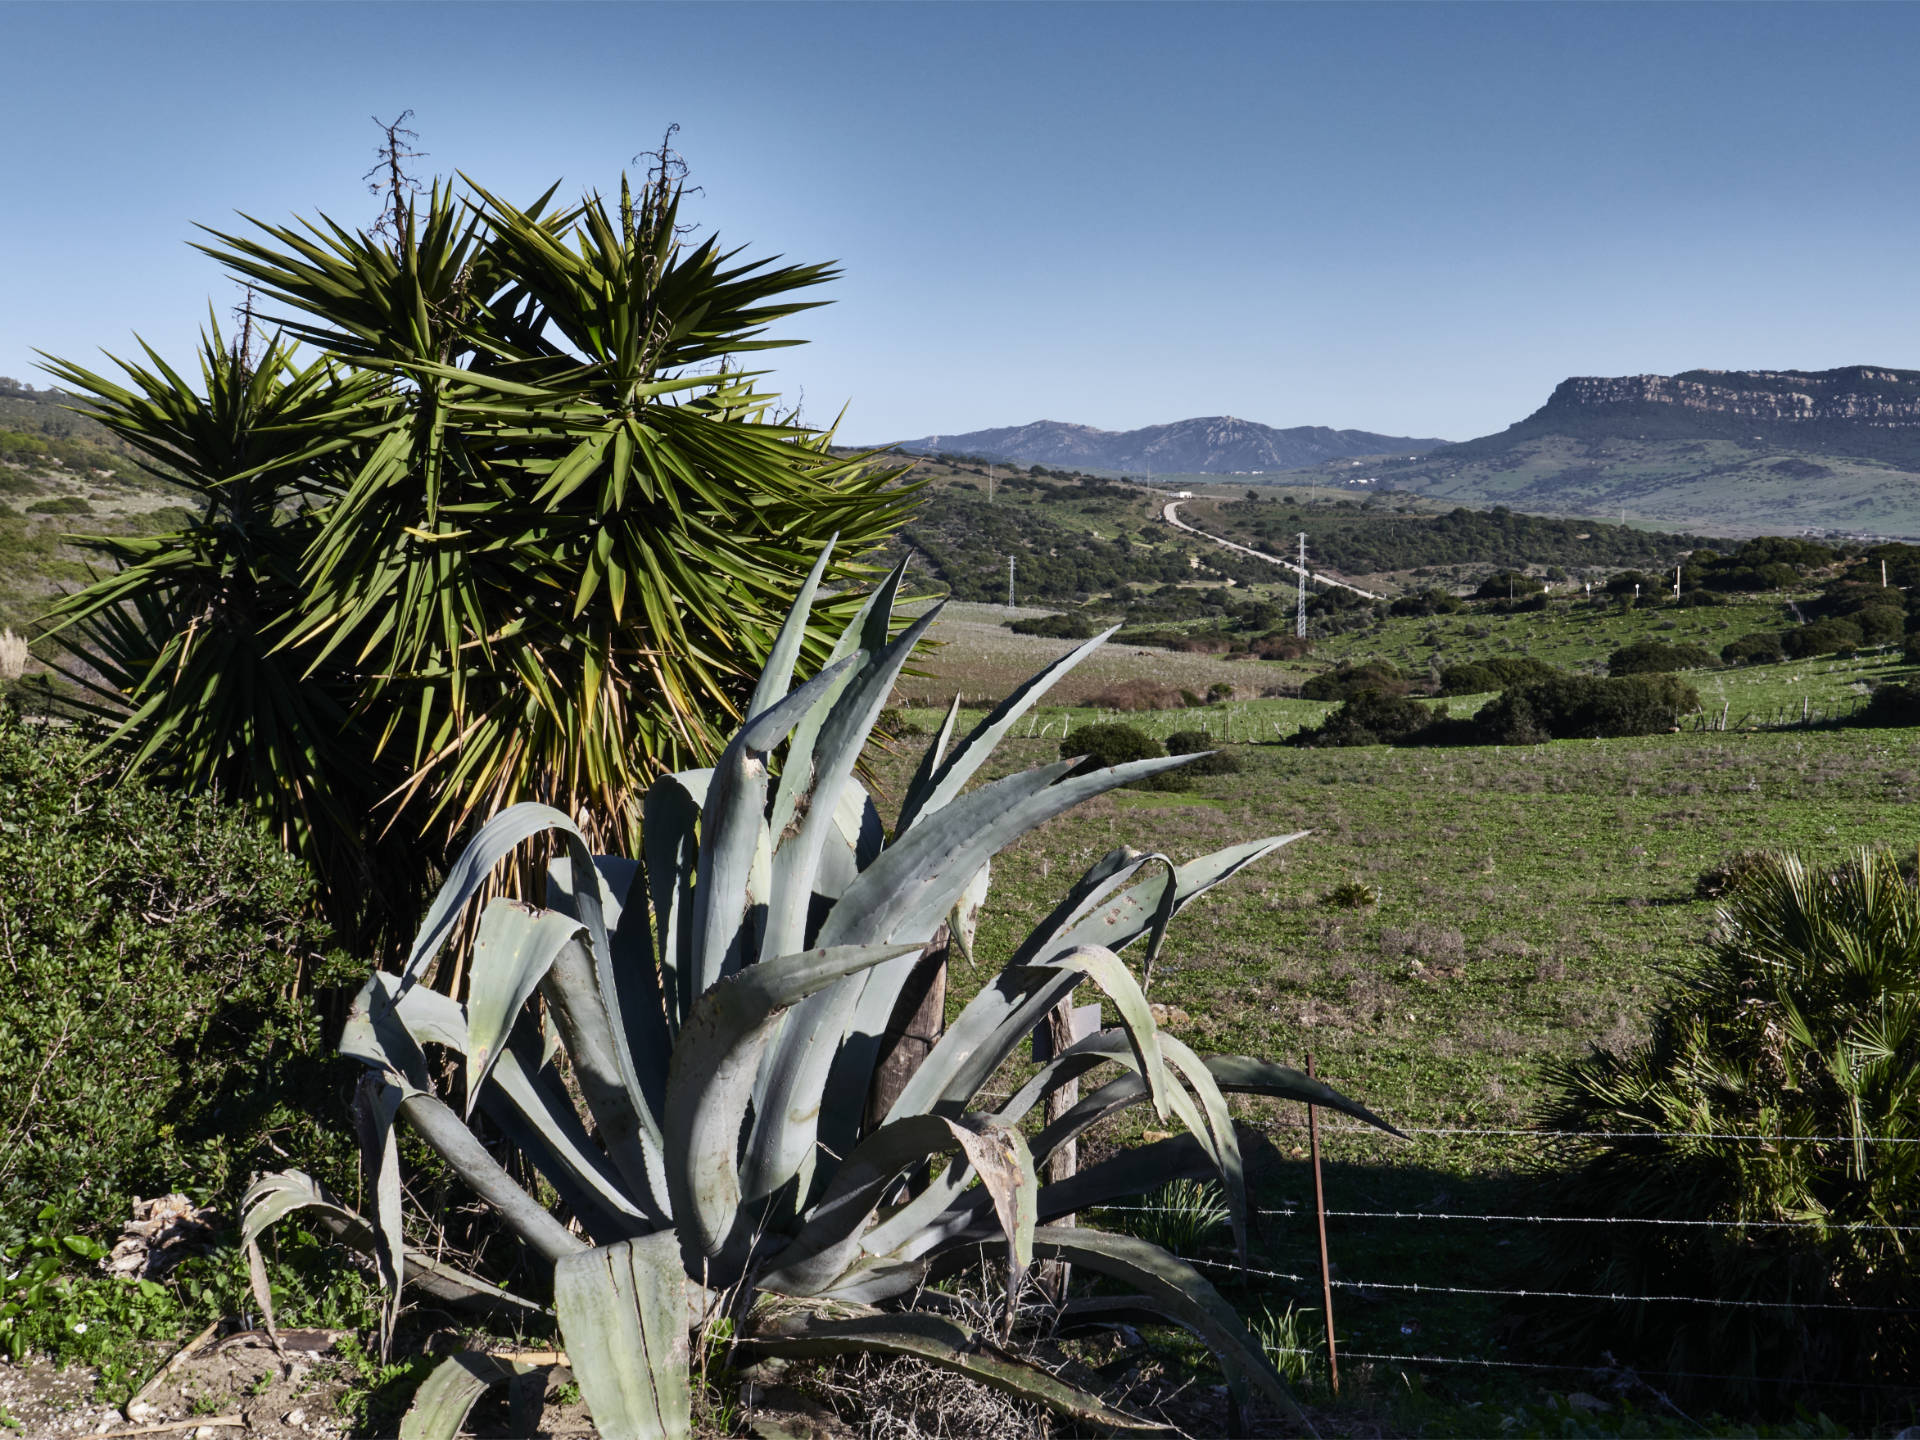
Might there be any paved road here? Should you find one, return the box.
[1162,501,1384,600]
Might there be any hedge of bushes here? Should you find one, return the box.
[0,706,358,1236]
[1292,671,1702,748]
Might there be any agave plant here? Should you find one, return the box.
[249,551,1395,1438]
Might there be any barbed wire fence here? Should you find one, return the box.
[1076,1120,1919,1409]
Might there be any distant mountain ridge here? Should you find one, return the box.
[1368,364,1920,539]
[1451,366,1920,466]
[891,415,1447,474]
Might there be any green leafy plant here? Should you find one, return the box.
[1105,1179,1230,1258]
[1251,1302,1325,1392]
[0,704,356,1233]
[1323,880,1382,910]
[250,561,1397,1438]
[1527,850,1920,1415]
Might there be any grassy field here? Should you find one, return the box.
[874,605,1916,1430]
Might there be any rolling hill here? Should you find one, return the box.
[1305,367,1920,539]
[889,415,1447,474]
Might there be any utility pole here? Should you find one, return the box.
[1674,564,1682,600]
[987,463,995,501]
[1296,533,1308,639]
[1008,554,1015,609]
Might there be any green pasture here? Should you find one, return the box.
[869,713,1918,1418]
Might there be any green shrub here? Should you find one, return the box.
[1290,690,1441,747]
[1722,632,1786,666]
[1388,588,1463,617]
[1527,851,1920,1416]
[1862,679,1920,726]
[0,706,357,1234]
[1006,612,1097,640]
[1060,721,1186,790]
[1473,570,1544,600]
[1438,656,1558,695]
[1301,659,1405,702]
[24,495,91,515]
[1607,639,1718,676]
[1164,729,1242,775]
[1604,568,1663,596]
[1852,604,1903,646]
[1781,618,1862,659]
[1472,672,1700,744]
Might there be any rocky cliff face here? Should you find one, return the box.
[891,415,1446,473]
[1541,367,1920,430]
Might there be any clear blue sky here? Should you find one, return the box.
[5,1,1917,444]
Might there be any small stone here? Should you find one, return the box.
[125,1401,159,1423]
[284,1409,307,1425]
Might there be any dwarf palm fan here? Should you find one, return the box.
[247,559,1399,1439]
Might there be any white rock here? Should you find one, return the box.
[283,1409,307,1425]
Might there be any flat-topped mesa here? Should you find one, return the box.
[1544,367,1920,429]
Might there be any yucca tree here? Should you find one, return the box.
[41,172,911,949]
[1530,850,1920,1411]
[246,556,1396,1439]
[201,172,913,854]
[36,326,426,940]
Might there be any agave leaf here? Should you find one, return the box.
[399,801,608,992]
[398,1353,541,1440]
[745,536,836,720]
[663,942,920,1278]
[748,757,1194,1215]
[889,945,1168,1128]
[1203,1055,1407,1137]
[760,602,943,963]
[397,1091,587,1265]
[690,657,855,996]
[759,1114,1033,1302]
[549,855,672,1118]
[1028,1224,1305,1429]
[1056,833,1308,958]
[463,900,586,1118]
[820,755,1199,950]
[358,1076,406,1355]
[742,1312,1160,1434]
[240,1170,543,1316]
[540,932,670,1212]
[642,770,709,1033]
[554,1232,691,1440]
[899,693,962,819]
[766,557,907,844]
[1157,1033,1246,1259]
[810,1254,930,1304]
[894,625,1122,835]
[948,859,992,965]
